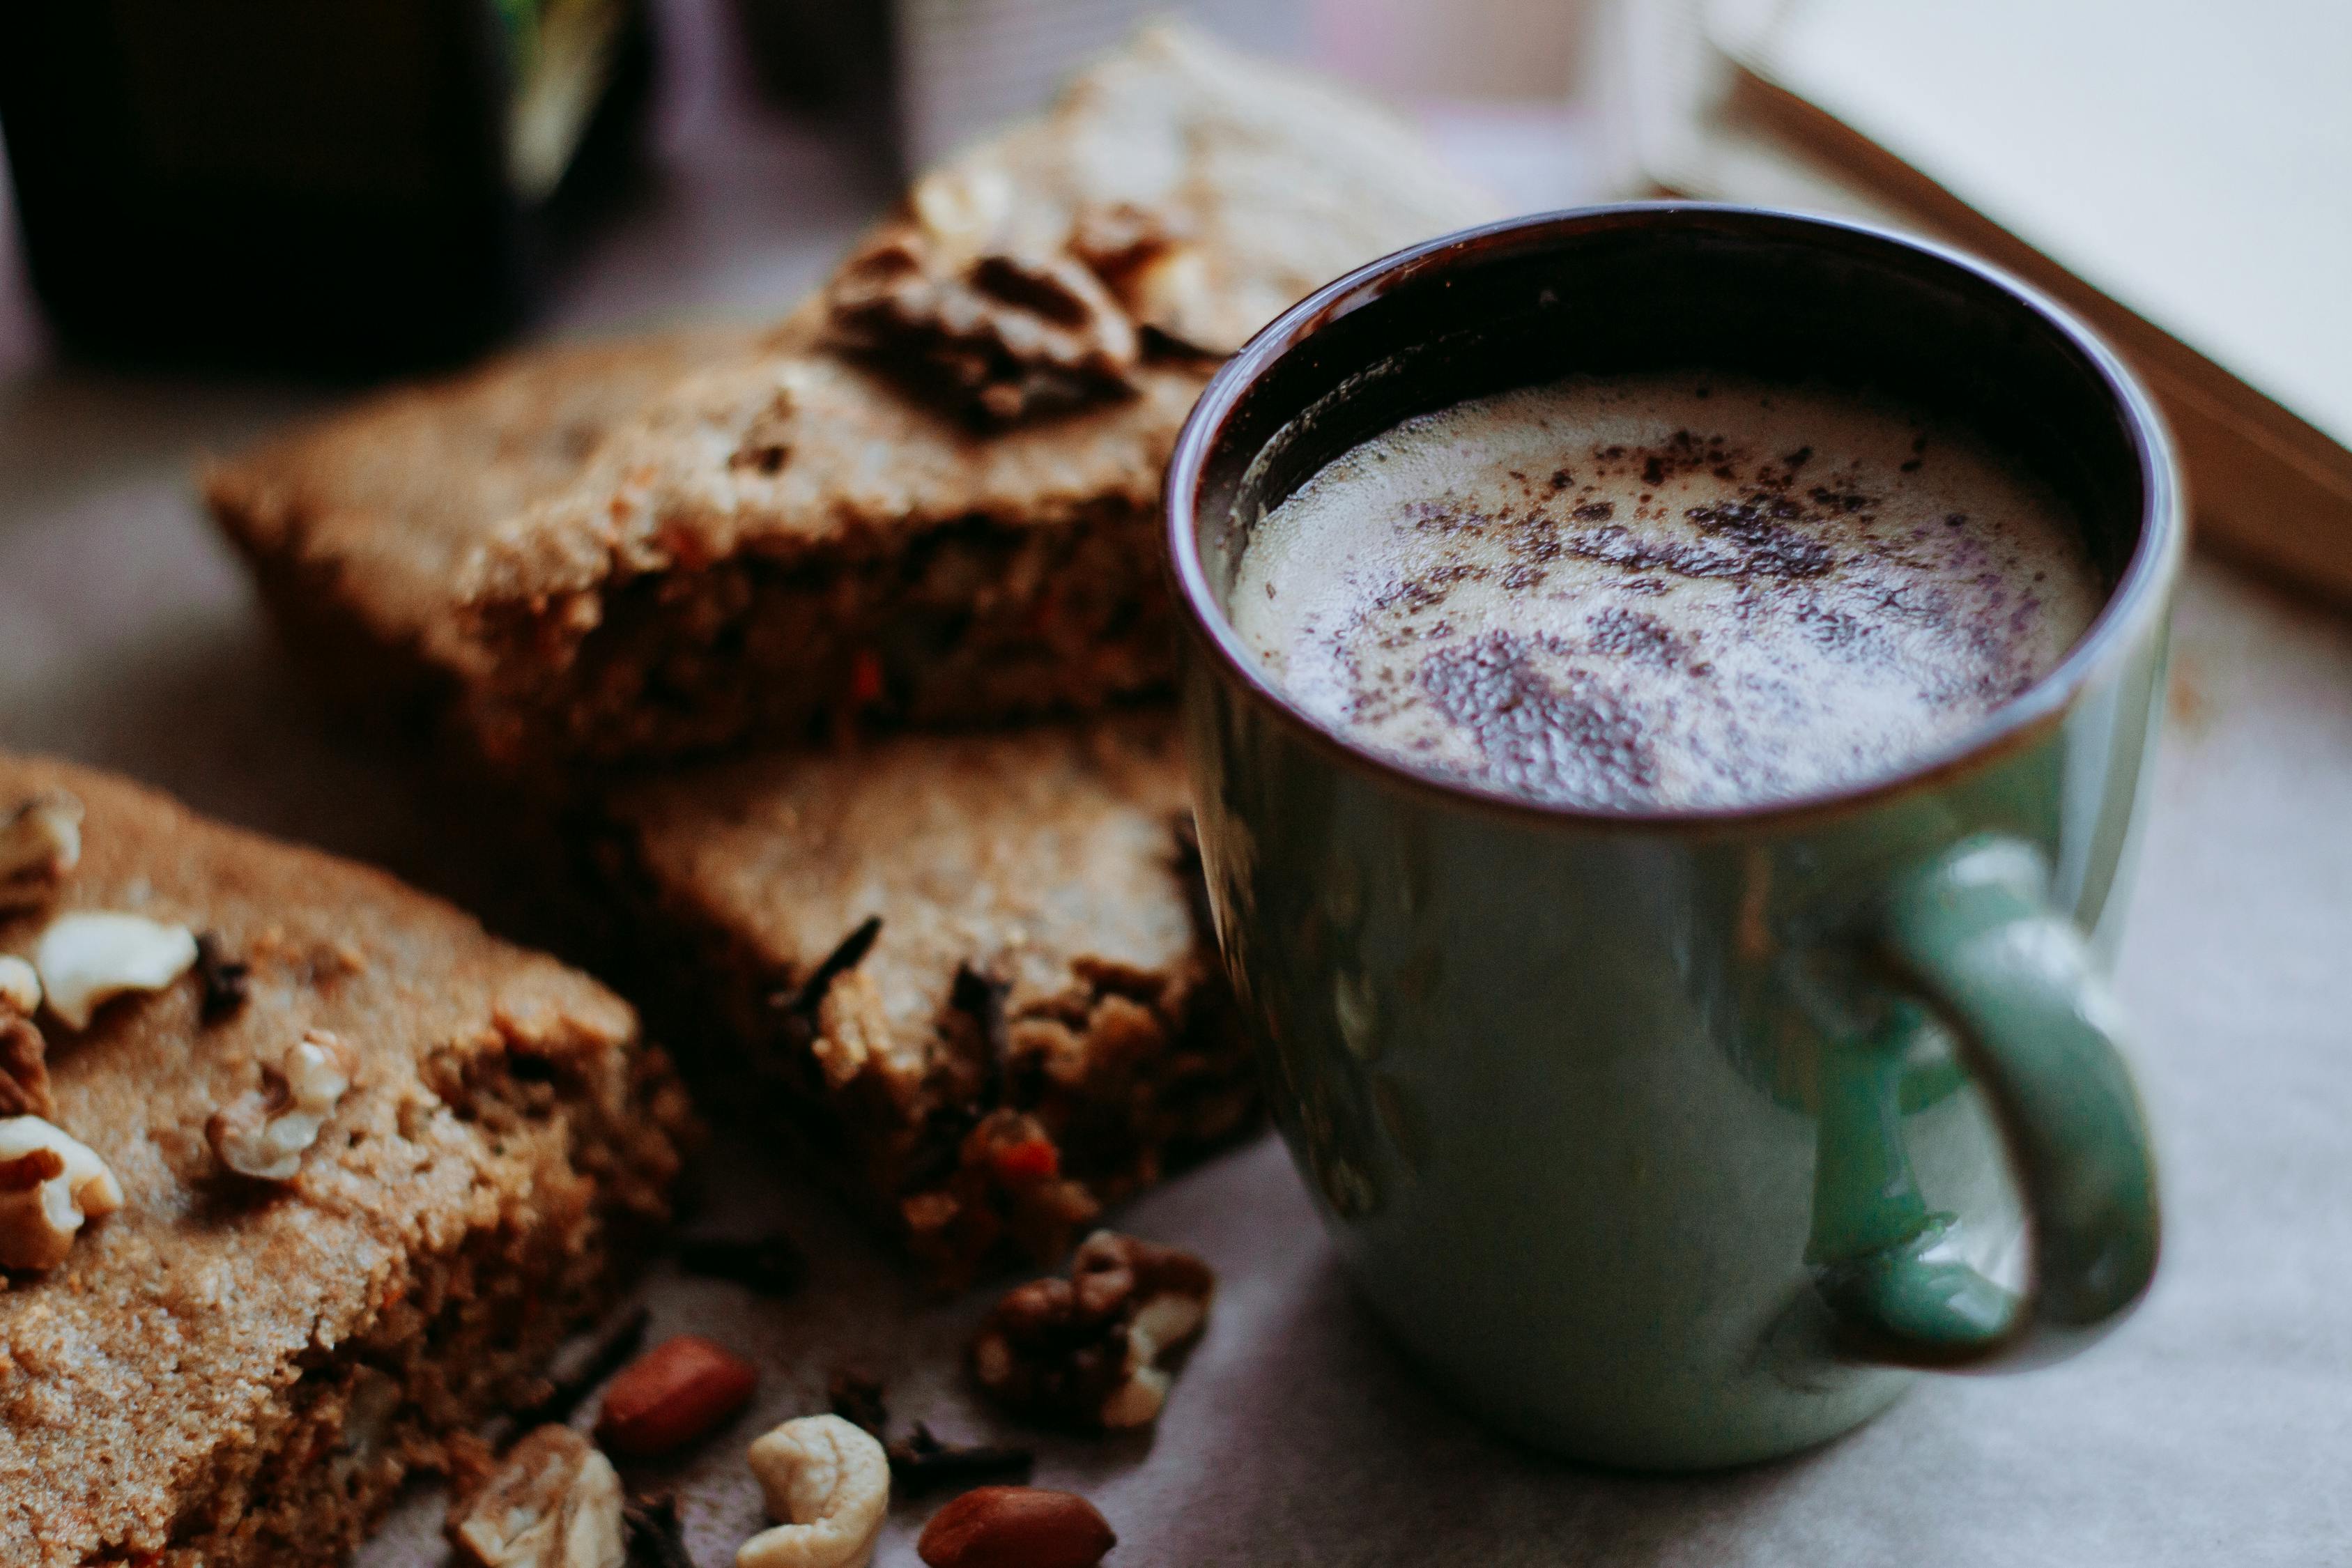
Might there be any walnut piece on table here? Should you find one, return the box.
[969,1229,1214,1431]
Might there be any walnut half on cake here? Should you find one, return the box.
[0,756,691,1568]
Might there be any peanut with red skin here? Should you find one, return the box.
[916,1486,1115,1568]
[594,1334,758,1456]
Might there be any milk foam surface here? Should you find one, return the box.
[1229,373,2103,810]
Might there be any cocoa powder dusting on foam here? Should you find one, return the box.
[1228,372,2104,811]
[1417,631,1659,806]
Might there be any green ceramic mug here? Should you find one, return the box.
[1167,206,2179,1469]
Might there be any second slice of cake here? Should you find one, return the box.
[578,714,1250,1288]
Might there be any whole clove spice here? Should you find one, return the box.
[771,916,883,1027]
[823,1369,1036,1498]
[948,963,1010,1107]
[828,1368,889,1438]
[624,1491,698,1568]
[514,1305,651,1430]
[677,1231,808,1298]
[886,1421,1036,1496]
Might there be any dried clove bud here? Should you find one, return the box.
[886,1422,1035,1497]
[623,1492,698,1568]
[677,1231,808,1298]
[827,1369,889,1440]
[515,1305,650,1429]
[970,1231,1215,1431]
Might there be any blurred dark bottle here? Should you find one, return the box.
[0,0,651,374]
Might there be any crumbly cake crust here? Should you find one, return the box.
[0,757,691,1568]
[580,716,1253,1289]
[208,332,739,734]
[206,27,1494,772]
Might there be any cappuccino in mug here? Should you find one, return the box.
[1229,373,2103,810]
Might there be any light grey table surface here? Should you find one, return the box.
[2,10,2347,1566]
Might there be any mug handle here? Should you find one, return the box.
[1810,833,2162,1370]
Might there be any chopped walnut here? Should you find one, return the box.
[1066,201,1218,355]
[0,792,82,913]
[827,223,1142,424]
[907,163,1014,246]
[969,1230,1213,1431]
[0,1115,124,1270]
[446,1424,627,1568]
[208,1029,357,1181]
[33,911,199,1031]
[0,957,52,1120]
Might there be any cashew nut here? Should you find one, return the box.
[209,1030,356,1180]
[0,792,82,912]
[0,1115,124,1270]
[738,1414,890,1568]
[34,911,199,1031]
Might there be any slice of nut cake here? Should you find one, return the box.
[207,26,1493,774]
[206,330,742,743]
[0,756,691,1568]
[578,714,1251,1289]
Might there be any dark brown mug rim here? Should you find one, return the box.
[1163,202,2185,835]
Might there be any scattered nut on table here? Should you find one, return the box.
[0,792,82,912]
[595,1332,759,1457]
[0,1114,124,1270]
[33,909,198,1031]
[0,957,52,1119]
[446,1424,627,1568]
[208,1029,357,1181]
[737,1413,890,1568]
[916,1486,1116,1568]
[970,1230,1214,1430]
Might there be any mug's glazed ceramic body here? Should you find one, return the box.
[1168,206,2181,1469]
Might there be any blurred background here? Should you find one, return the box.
[0,0,1599,379]
[7,0,2341,597]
